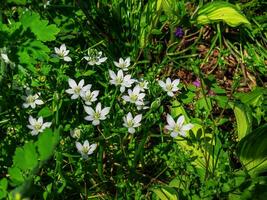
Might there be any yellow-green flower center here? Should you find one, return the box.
[26,95,35,104]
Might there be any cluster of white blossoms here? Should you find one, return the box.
[83,48,107,66]
[21,89,52,136]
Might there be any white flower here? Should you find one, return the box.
[84,49,107,65]
[137,80,148,92]
[76,140,97,159]
[123,112,142,134]
[70,128,81,139]
[81,89,99,106]
[165,114,193,138]
[1,53,10,63]
[122,86,145,106]
[22,91,44,109]
[65,79,91,99]
[109,70,135,93]
[84,102,110,126]
[27,116,52,136]
[158,78,180,97]
[114,57,130,71]
[54,44,72,62]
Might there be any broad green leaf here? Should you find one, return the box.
[37,129,59,161]
[235,87,265,106]
[13,142,38,171]
[38,106,53,118]
[152,186,179,200]
[8,167,24,185]
[0,178,8,199]
[238,124,267,176]
[196,2,250,27]
[230,103,252,141]
[20,11,60,42]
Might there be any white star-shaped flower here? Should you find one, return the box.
[158,78,180,97]
[22,90,44,109]
[113,57,131,71]
[109,70,135,93]
[75,140,97,159]
[84,102,110,126]
[65,79,91,99]
[137,80,149,92]
[27,116,52,136]
[122,86,145,106]
[165,114,193,138]
[123,112,142,134]
[83,49,107,65]
[54,44,72,62]
[81,89,99,106]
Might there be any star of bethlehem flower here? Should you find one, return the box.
[22,90,44,109]
[122,85,145,106]
[84,102,110,126]
[165,114,193,138]
[158,78,180,97]
[123,112,142,134]
[27,116,52,136]
[137,80,149,92]
[1,53,10,63]
[76,140,97,159]
[81,89,99,106]
[83,49,107,65]
[65,79,91,99]
[113,57,130,71]
[109,69,135,93]
[54,44,72,62]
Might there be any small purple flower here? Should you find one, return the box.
[175,27,184,38]
[193,79,201,88]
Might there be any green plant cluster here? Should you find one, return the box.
[0,0,267,199]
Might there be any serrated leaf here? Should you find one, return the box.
[13,142,38,171]
[20,11,59,42]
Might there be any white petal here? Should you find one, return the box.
[120,86,125,93]
[71,94,79,99]
[166,114,175,127]
[170,131,179,138]
[68,79,77,88]
[95,103,102,112]
[84,140,89,148]
[38,117,43,124]
[166,78,172,85]
[92,120,100,126]
[84,106,94,115]
[101,107,110,116]
[88,143,97,155]
[109,70,116,80]
[43,122,52,128]
[177,115,185,127]
[76,142,83,152]
[54,47,60,54]
[23,103,29,108]
[85,116,94,121]
[64,56,72,62]
[126,112,133,120]
[165,125,174,131]
[99,57,107,63]
[167,91,174,97]
[65,88,74,94]
[158,80,166,88]
[173,79,180,86]
[181,123,194,131]
[78,79,85,87]
[114,61,120,68]
[60,44,66,51]
[134,114,142,124]
[122,95,130,102]
[29,116,35,125]
[35,99,44,105]
[128,127,135,134]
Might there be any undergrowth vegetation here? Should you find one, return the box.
[0,0,267,199]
